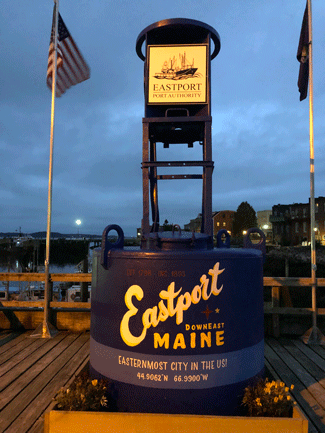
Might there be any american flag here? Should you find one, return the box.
[46,5,90,97]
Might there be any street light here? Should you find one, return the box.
[76,219,81,237]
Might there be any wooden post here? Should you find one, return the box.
[282,258,293,307]
[80,257,89,302]
[272,286,280,338]
[5,261,10,300]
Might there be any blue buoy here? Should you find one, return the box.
[90,226,264,415]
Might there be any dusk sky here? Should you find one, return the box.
[1,0,325,237]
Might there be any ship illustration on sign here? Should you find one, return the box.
[154,52,202,80]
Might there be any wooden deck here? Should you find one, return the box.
[265,338,325,433]
[0,332,324,433]
[0,331,89,433]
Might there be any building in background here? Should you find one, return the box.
[184,211,235,236]
[212,210,235,236]
[184,214,202,233]
[270,197,325,245]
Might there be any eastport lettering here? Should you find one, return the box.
[153,83,202,92]
[120,262,225,347]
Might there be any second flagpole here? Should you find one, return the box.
[31,0,59,338]
[302,0,325,345]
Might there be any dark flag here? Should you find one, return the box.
[297,3,309,101]
[46,5,90,97]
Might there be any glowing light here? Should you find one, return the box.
[76,219,82,237]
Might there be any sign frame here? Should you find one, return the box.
[147,44,208,105]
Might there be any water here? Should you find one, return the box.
[0,263,78,275]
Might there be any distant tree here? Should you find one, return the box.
[162,219,173,231]
[233,201,257,237]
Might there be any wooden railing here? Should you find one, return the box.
[0,273,91,314]
[1,273,324,335]
[263,276,325,337]
[0,272,91,283]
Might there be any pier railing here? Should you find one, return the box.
[263,276,325,337]
[0,273,324,335]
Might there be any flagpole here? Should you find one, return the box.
[31,0,59,338]
[302,0,325,345]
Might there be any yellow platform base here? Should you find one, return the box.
[44,406,308,433]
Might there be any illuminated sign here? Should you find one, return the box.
[148,44,207,104]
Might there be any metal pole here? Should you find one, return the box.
[302,0,325,345]
[31,0,59,338]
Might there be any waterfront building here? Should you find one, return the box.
[270,197,325,245]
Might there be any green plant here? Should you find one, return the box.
[55,372,115,411]
[242,378,295,417]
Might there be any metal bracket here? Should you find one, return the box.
[100,224,124,269]
[243,228,266,261]
[216,229,231,248]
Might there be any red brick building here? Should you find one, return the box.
[212,210,235,236]
[184,210,235,236]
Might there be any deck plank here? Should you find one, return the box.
[27,355,90,433]
[0,337,49,378]
[0,334,76,408]
[306,344,325,362]
[0,333,78,412]
[0,331,32,356]
[283,339,325,390]
[265,341,321,432]
[0,332,67,392]
[0,333,87,432]
[265,339,325,432]
[272,338,325,411]
[0,331,21,347]
[0,332,37,364]
[291,339,325,371]
[5,335,90,433]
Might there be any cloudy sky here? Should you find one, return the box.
[1,0,325,237]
